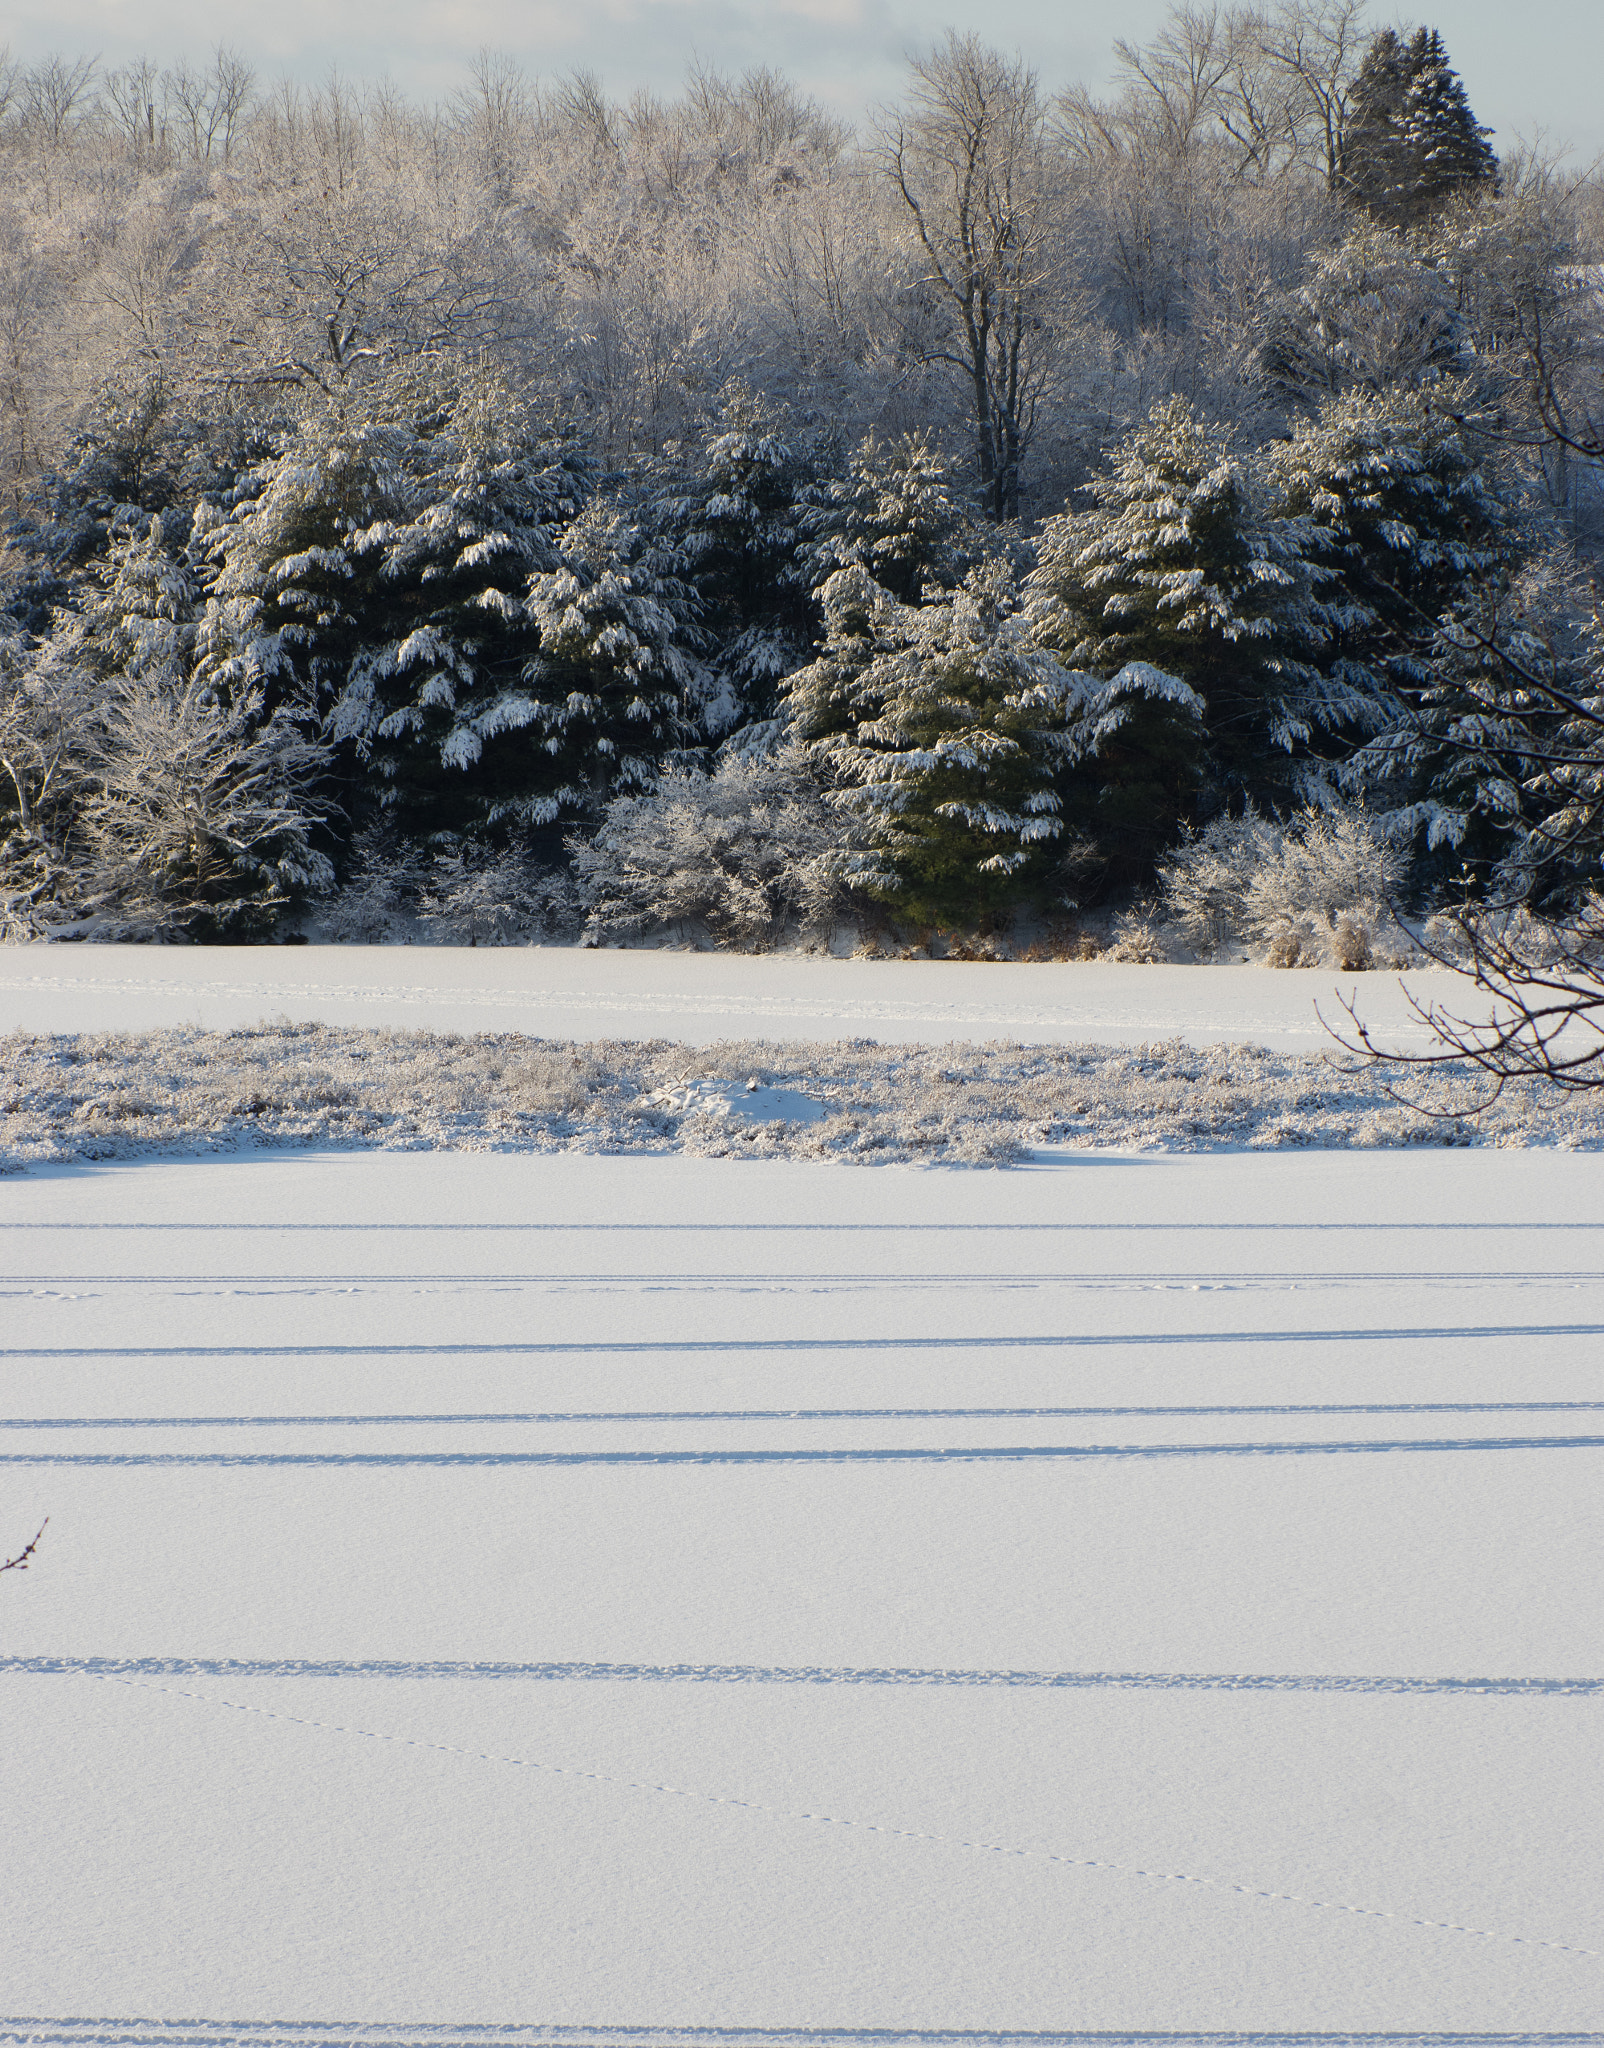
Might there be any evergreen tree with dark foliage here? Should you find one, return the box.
[784,558,1084,923]
[1024,398,1320,876]
[1338,28,1497,231]
[644,388,836,745]
[1263,382,1522,878]
[198,364,591,842]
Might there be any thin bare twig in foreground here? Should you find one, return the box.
[1318,902,1604,1113]
[1,1518,47,1573]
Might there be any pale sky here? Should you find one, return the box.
[7,0,1601,167]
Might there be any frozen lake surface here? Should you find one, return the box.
[0,941,1493,1051]
[4,1144,1602,2042]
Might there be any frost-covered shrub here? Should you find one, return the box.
[320,829,578,945]
[0,633,96,939]
[319,823,581,942]
[416,842,580,945]
[1105,904,1170,962]
[318,831,429,943]
[1156,805,1409,965]
[572,747,859,949]
[71,667,334,939]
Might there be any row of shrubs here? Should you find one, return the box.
[304,748,1445,969]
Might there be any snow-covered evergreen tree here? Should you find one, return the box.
[75,514,204,682]
[786,558,1094,921]
[1258,220,1470,403]
[523,502,706,818]
[644,386,834,743]
[1262,380,1531,878]
[1024,397,1321,861]
[1264,381,1512,740]
[1344,553,1604,898]
[1338,29,1497,231]
[809,431,975,604]
[199,363,591,838]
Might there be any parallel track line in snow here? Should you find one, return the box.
[8,1435,1604,1466]
[7,1658,1603,1694]
[8,1325,1604,1357]
[72,1673,1604,1963]
[11,1271,1601,1286]
[11,1402,1604,1429]
[7,2029,1604,2046]
[8,1221,1604,1231]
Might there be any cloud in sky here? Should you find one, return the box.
[5,0,1599,161]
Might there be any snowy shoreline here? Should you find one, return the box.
[6,1021,1601,1174]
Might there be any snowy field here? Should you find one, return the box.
[15,941,1600,1173]
[4,1141,1604,2045]
[0,940,1490,1050]
[3,951,1602,2044]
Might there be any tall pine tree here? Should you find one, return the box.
[1024,397,1320,871]
[785,559,1082,923]
[1338,28,1497,231]
[197,364,592,841]
[643,387,835,745]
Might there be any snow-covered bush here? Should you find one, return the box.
[1155,805,1411,966]
[0,633,97,939]
[415,842,580,945]
[320,829,579,945]
[4,516,336,941]
[572,747,858,949]
[317,831,428,943]
[73,667,335,938]
[1105,903,1170,962]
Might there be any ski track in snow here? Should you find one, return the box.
[3,1134,1604,2031]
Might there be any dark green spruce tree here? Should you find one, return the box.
[1339,28,1498,230]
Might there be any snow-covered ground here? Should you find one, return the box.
[4,1144,1603,2043]
[0,941,1493,1051]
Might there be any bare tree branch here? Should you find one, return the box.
[1,1518,47,1573]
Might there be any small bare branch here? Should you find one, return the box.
[1321,901,1604,1096]
[1,1517,47,1573]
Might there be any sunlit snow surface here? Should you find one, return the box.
[0,940,1489,1048]
[3,1144,1603,2043]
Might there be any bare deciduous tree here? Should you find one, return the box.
[882,34,1064,520]
[104,58,167,166]
[1254,0,1370,193]
[165,44,256,166]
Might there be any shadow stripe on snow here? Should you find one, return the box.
[6,1437,1604,1466]
[4,2026,1601,2046]
[9,1219,1604,1230]
[5,1657,1601,1694]
[8,1325,1604,1357]
[11,1402,1604,1429]
[13,1271,1601,1285]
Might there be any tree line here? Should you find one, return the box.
[1,5,1602,941]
